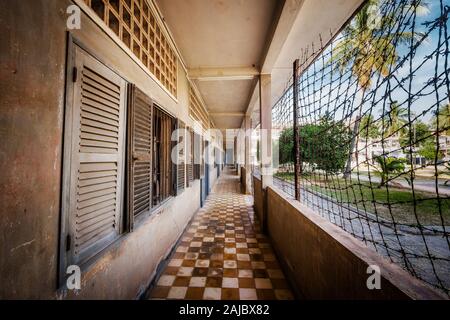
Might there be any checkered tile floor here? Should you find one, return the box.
[148,168,295,300]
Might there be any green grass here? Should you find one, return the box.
[274,172,450,225]
[274,172,296,181]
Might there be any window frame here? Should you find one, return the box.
[125,84,154,231]
[59,34,188,287]
[151,105,177,207]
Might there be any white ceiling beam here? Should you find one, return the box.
[260,0,306,74]
[188,67,260,81]
[210,112,245,117]
[242,0,305,123]
[245,80,260,117]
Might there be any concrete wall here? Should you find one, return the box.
[266,186,446,300]
[0,0,205,299]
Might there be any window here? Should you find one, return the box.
[126,84,153,229]
[189,85,209,130]
[127,86,179,224]
[193,132,202,180]
[60,43,127,273]
[176,120,186,194]
[60,40,182,279]
[152,106,177,206]
[187,128,194,186]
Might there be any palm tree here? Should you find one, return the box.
[359,114,380,139]
[330,0,429,178]
[432,104,450,136]
[374,156,406,188]
[381,101,408,138]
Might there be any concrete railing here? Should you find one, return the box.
[252,176,446,300]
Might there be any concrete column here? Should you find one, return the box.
[237,127,244,177]
[233,136,237,168]
[259,74,272,188]
[244,115,252,194]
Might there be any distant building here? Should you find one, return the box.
[354,135,406,167]
[439,135,450,161]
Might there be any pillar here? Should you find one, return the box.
[244,115,252,194]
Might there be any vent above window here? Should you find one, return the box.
[83,0,178,97]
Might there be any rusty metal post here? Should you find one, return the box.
[293,59,301,201]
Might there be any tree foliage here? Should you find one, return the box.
[432,104,450,136]
[307,117,352,177]
[278,127,294,165]
[381,101,408,138]
[359,115,380,139]
[418,140,445,161]
[400,120,431,148]
[374,156,406,187]
[330,0,428,90]
[278,116,351,178]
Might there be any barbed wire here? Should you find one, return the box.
[271,0,450,295]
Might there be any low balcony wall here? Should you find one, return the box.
[265,185,446,300]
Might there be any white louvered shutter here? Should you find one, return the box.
[176,120,186,194]
[67,46,127,265]
[187,128,194,186]
[127,85,153,229]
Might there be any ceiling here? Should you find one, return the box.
[156,0,280,129]
[246,0,365,119]
[156,0,364,131]
[157,0,278,68]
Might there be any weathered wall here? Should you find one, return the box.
[0,0,204,299]
[266,186,446,300]
[64,181,200,299]
[0,0,67,299]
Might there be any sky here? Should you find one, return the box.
[273,0,450,128]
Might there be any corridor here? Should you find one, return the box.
[148,168,294,300]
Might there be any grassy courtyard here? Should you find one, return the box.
[274,172,450,226]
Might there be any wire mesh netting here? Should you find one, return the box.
[272,0,450,295]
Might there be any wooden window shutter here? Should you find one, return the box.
[187,128,194,186]
[171,116,178,196]
[126,84,153,230]
[153,107,175,204]
[62,45,127,266]
[193,132,201,180]
[200,136,205,177]
[176,120,186,194]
